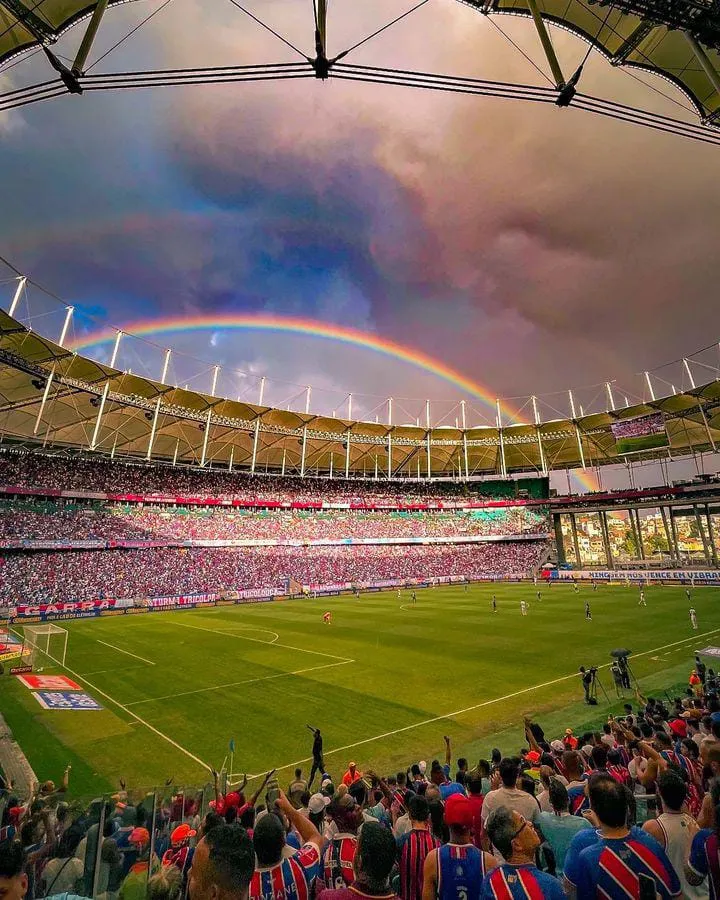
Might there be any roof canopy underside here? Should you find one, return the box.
[2,310,719,478]
[2,0,720,122]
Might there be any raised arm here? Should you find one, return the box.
[276,791,323,849]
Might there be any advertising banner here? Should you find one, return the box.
[9,599,118,621]
[551,569,720,583]
[32,691,103,710]
[17,674,83,691]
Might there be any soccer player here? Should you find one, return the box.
[397,589,401,600]
[639,588,647,606]
[422,794,497,900]
[592,579,598,592]
[686,587,692,602]
[323,611,332,625]
[520,601,528,616]
[690,607,698,630]
[491,595,497,613]
[536,590,542,602]
[585,601,592,621]
[412,591,417,605]
[573,581,579,594]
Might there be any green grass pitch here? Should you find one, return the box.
[4,581,718,798]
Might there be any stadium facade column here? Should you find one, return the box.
[569,513,583,567]
[659,506,677,563]
[684,32,720,99]
[531,396,548,476]
[33,365,56,435]
[694,505,713,566]
[89,382,110,450]
[200,409,213,466]
[599,510,614,569]
[251,418,261,474]
[706,505,719,567]
[525,0,566,87]
[631,507,645,561]
[553,514,567,566]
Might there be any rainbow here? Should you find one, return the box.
[71,313,600,491]
[72,313,524,422]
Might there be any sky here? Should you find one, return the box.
[1,0,720,484]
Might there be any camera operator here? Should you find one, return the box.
[579,666,595,704]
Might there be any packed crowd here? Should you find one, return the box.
[4,654,720,900]
[0,453,544,505]
[0,502,549,545]
[0,542,546,604]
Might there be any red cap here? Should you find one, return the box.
[171,824,197,846]
[669,719,687,738]
[526,751,541,765]
[225,792,241,809]
[444,794,473,828]
[129,827,150,846]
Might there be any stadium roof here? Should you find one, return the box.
[2,308,719,478]
[1,0,720,130]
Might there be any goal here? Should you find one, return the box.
[21,624,68,667]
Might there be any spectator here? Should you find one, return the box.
[481,807,565,898]
[317,822,398,900]
[0,840,28,900]
[564,774,680,899]
[480,760,540,831]
[687,802,720,898]
[643,771,703,900]
[188,824,254,900]
[396,795,438,900]
[465,778,485,849]
[287,771,307,810]
[323,795,362,889]
[147,866,182,900]
[536,779,591,877]
[422,794,497,900]
[341,765,362,788]
[249,792,322,900]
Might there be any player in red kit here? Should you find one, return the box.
[323,612,332,625]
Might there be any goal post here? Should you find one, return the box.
[21,624,69,667]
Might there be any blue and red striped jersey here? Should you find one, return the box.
[573,832,681,899]
[688,828,720,899]
[323,834,358,889]
[480,864,565,899]
[397,828,439,900]
[250,842,321,900]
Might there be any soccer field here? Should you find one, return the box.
[5,582,719,797]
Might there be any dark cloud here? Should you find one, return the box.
[1,0,719,415]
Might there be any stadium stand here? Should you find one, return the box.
[1,654,715,900]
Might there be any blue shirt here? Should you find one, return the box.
[439,782,466,801]
[573,829,681,899]
[480,864,565,899]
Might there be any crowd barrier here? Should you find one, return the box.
[548,568,720,583]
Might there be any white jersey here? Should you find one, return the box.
[655,813,705,900]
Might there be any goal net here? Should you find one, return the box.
[21,624,68,667]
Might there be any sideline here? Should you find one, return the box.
[244,625,720,779]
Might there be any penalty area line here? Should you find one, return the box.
[46,659,211,771]
[96,639,156,665]
[125,659,354,706]
[246,625,720,780]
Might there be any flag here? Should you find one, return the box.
[229,738,235,753]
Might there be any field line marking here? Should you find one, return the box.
[46,659,211,771]
[245,625,720,780]
[96,639,156,665]
[125,660,353,706]
[164,619,354,662]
